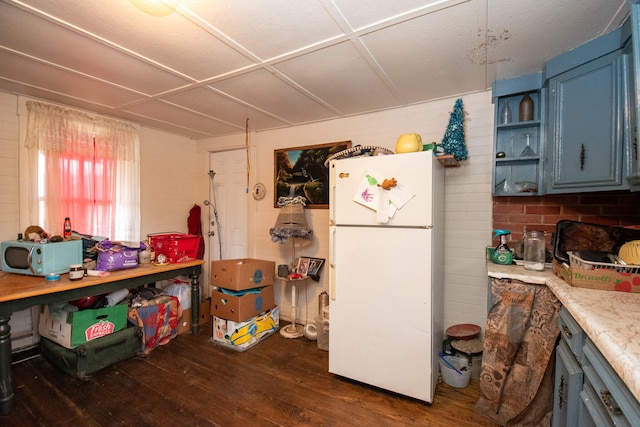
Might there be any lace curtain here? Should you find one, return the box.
[25,101,140,241]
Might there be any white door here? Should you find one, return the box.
[208,150,248,261]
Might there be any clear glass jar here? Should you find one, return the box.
[524,230,546,271]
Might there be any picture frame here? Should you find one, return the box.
[274,141,352,208]
[306,257,325,276]
[296,257,310,276]
[297,256,325,281]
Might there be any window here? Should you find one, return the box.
[26,101,140,241]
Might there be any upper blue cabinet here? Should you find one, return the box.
[492,16,636,196]
[629,1,640,190]
[545,21,633,194]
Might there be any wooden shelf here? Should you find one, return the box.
[436,154,459,167]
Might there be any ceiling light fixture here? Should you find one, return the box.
[130,0,181,17]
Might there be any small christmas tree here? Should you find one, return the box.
[441,98,468,161]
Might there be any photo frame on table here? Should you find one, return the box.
[296,257,310,276]
[297,257,325,281]
[274,141,352,209]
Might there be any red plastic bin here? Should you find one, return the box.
[149,233,199,263]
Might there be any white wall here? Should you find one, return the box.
[199,91,494,333]
[139,126,204,238]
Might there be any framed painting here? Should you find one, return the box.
[274,141,351,208]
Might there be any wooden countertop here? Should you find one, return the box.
[0,260,204,303]
[487,262,640,404]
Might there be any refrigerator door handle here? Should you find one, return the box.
[329,225,336,300]
[329,161,336,226]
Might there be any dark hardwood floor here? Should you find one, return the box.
[2,321,498,426]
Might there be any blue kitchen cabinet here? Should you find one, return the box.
[492,73,545,196]
[628,1,640,190]
[552,307,585,427]
[552,307,640,426]
[545,23,633,194]
[553,340,583,427]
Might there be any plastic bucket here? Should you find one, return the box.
[439,355,471,388]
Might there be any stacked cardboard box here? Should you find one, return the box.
[38,303,139,379]
[39,303,128,349]
[210,259,279,351]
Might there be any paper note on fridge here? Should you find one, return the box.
[353,170,415,214]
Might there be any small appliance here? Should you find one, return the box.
[1,239,82,276]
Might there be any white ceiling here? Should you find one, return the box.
[0,0,629,140]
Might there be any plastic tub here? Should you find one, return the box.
[439,355,471,388]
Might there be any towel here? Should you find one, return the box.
[128,295,182,354]
[188,204,205,260]
[475,278,560,426]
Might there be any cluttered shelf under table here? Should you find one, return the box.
[0,259,204,416]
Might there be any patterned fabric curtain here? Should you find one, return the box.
[25,101,140,241]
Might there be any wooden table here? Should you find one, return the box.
[0,259,204,415]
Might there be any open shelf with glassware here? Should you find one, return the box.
[492,73,545,196]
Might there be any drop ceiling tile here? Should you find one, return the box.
[209,69,337,124]
[0,3,191,95]
[0,50,146,107]
[9,0,254,80]
[361,0,486,102]
[486,0,629,81]
[182,0,344,60]
[113,110,216,139]
[124,99,242,135]
[274,41,400,114]
[162,87,290,131]
[332,0,461,30]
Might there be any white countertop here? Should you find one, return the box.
[487,262,640,404]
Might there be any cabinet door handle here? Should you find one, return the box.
[558,375,565,408]
[561,324,573,339]
[580,144,585,170]
[600,389,622,415]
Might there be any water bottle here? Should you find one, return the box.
[63,217,72,238]
[524,230,546,271]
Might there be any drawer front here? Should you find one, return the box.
[579,379,616,427]
[582,340,640,426]
[558,307,585,362]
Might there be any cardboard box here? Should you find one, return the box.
[210,285,275,322]
[39,303,128,349]
[177,299,212,335]
[211,258,275,291]
[212,306,279,352]
[553,260,640,293]
[41,326,141,380]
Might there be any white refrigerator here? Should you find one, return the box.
[328,150,444,403]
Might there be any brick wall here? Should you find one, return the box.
[492,191,640,247]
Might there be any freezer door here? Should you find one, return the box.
[328,225,436,402]
[330,151,442,228]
